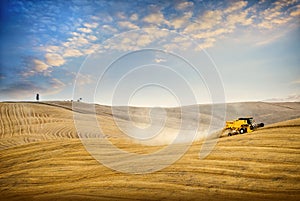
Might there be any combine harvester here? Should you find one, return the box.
[224,117,264,136]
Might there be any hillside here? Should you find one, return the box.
[1,101,300,148]
[0,102,299,200]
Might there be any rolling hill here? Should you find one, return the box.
[0,101,299,200]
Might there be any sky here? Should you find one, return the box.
[0,0,299,106]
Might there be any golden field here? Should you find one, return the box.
[0,102,299,201]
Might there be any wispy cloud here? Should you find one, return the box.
[254,30,287,46]
[291,79,300,84]
[130,13,139,21]
[290,4,300,16]
[118,21,139,30]
[23,0,300,74]
[33,59,49,72]
[87,35,97,41]
[1,0,299,101]
[15,0,300,75]
[176,1,194,10]
[45,53,65,67]
[63,48,83,58]
[77,27,93,33]
[71,72,94,86]
[256,0,297,29]
[154,58,166,63]
[264,94,300,102]
[102,25,118,33]
[83,44,101,55]
[0,78,65,99]
[224,1,247,14]
[170,12,193,29]
[143,12,168,25]
[83,22,99,28]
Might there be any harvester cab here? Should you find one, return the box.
[224,117,264,136]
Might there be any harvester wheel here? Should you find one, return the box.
[239,128,245,134]
[228,133,232,136]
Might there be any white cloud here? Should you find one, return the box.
[103,15,113,23]
[154,58,164,63]
[257,9,287,29]
[256,0,297,30]
[117,12,126,19]
[264,94,300,102]
[136,34,152,46]
[172,37,188,43]
[87,35,97,41]
[176,1,194,10]
[83,44,100,55]
[180,41,193,50]
[198,10,223,29]
[101,29,170,52]
[102,25,118,33]
[242,23,292,47]
[45,53,65,67]
[72,72,93,86]
[170,12,192,29]
[75,36,89,45]
[121,37,135,45]
[104,33,140,52]
[71,32,80,36]
[33,59,49,72]
[163,43,180,52]
[144,28,169,39]
[168,36,193,51]
[291,79,300,84]
[118,21,139,29]
[43,45,61,53]
[63,48,83,57]
[183,23,199,33]
[62,41,71,48]
[226,10,253,27]
[63,35,89,48]
[143,12,168,25]
[0,78,66,99]
[224,1,248,14]
[130,13,138,21]
[290,6,300,16]
[195,38,216,51]
[77,27,92,33]
[184,10,223,33]
[257,21,273,29]
[26,0,300,78]
[91,15,100,21]
[50,78,66,90]
[83,22,98,28]
[181,3,256,49]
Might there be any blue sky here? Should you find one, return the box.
[0,0,299,106]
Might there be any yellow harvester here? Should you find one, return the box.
[224,117,264,136]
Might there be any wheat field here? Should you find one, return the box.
[0,102,299,201]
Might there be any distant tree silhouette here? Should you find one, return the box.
[36,93,39,101]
